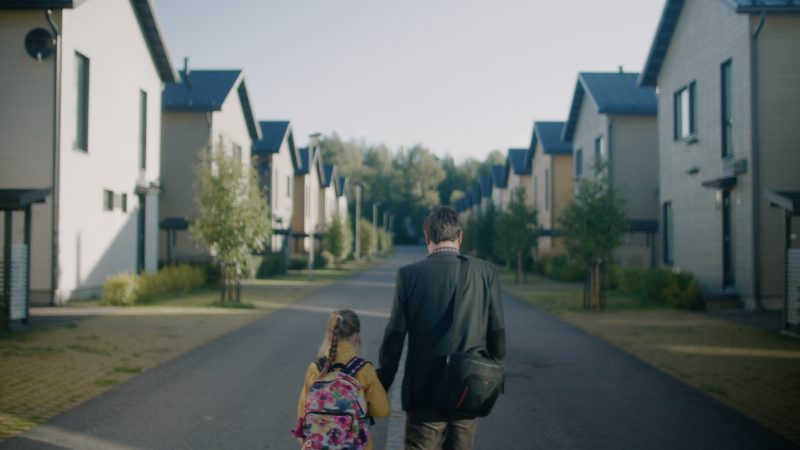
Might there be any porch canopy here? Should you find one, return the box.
[1,188,51,332]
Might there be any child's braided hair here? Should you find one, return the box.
[317,309,361,380]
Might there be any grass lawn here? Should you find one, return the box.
[500,268,800,446]
[0,256,387,443]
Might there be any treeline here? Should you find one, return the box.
[319,133,505,244]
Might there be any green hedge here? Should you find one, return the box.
[288,254,325,270]
[102,264,206,306]
[249,254,287,279]
[536,255,584,282]
[615,268,702,309]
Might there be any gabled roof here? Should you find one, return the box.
[297,147,325,184]
[163,70,260,141]
[490,165,507,189]
[253,121,300,169]
[471,185,481,205]
[321,164,338,189]
[503,149,531,185]
[563,73,656,141]
[2,0,179,83]
[525,122,573,169]
[639,0,800,87]
[337,177,349,198]
[480,176,492,198]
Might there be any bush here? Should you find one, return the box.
[249,254,287,279]
[614,268,702,309]
[378,229,393,254]
[101,264,205,306]
[289,254,325,270]
[102,272,139,306]
[537,255,584,282]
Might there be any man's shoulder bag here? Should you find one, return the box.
[435,255,505,418]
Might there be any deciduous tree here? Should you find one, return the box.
[497,187,538,283]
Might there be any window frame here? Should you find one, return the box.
[594,136,603,164]
[575,148,583,178]
[673,81,696,141]
[663,202,674,264]
[74,52,90,152]
[721,60,733,158]
[103,190,113,211]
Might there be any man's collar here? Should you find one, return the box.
[428,247,460,258]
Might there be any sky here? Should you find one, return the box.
[155,0,665,162]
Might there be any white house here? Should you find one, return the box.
[320,164,339,229]
[562,72,659,268]
[292,146,325,254]
[504,149,533,208]
[252,120,300,254]
[159,66,261,263]
[336,176,350,222]
[0,0,178,304]
[640,0,800,310]
[490,165,509,213]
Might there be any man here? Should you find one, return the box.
[376,207,506,450]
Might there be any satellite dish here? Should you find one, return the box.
[25,28,55,61]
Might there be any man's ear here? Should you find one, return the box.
[458,232,463,245]
[424,231,431,245]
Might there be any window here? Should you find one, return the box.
[75,52,90,152]
[103,190,113,211]
[545,168,550,211]
[575,149,583,177]
[138,90,147,169]
[232,144,242,163]
[121,193,127,213]
[721,61,733,158]
[663,202,674,264]
[674,82,696,140]
[594,136,603,163]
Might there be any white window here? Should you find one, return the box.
[75,52,90,152]
[674,82,696,140]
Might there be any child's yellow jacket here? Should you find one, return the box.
[297,342,391,450]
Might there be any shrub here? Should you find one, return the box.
[639,269,672,303]
[537,255,583,282]
[618,269,642,293]
[665,273,702,309]
[251,254,287,279]
[614,268,702,309]
[289,254,325,270]
[378,229,393,254]
[101,264,205,305]
[102,272,139,306]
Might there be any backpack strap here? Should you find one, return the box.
[314,357,327,372]
[341,357,369,377]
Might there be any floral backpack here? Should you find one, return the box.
[296,357,371,450]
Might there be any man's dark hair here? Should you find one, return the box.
[423,207,462,244]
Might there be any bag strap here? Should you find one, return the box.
[448,255,470,355]
[314,357,347,373]
[341,357,368,377]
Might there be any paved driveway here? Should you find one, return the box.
[2,247,795,449]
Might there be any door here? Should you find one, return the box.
[722,190,734,289]
[137,195,146,274]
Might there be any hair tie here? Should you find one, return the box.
[337,315,344,322]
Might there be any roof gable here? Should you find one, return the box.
[337,177,349,198]
[322,164,338,189]
[563,73,656,141]
[639,0,800,87]
[471,185,481,205]
[490,165,507,188]
[526,122,573,169]
[506,149,532,181]
[297,146,325,184]
[480,176,492,198]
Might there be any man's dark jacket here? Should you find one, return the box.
[376,251,506,412]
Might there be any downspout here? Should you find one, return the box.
[751,12,766,311]
[607,113,615,191]
[46,10,62,306]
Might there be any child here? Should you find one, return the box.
[294,309,390,450]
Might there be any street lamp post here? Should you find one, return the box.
[308,133,321,281]
[355,185,362,260]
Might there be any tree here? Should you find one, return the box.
[359,218,376,259]
[189,141,271,302]
[476,201,499,262]
[557,163,628,309]
[324,211,352,268]
[497,187,538,283]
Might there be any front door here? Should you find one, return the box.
[722,190,734,289]
[137,195,146,274]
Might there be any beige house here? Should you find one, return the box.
[159,66,261,262]
[562,72,659,268]
[490,165,509,213]
[504,149,533,208]
[252,121,300,254]
[292,146,325,254]
[525,122,573,257]
[0,0,177,304]
[639,0,800,310]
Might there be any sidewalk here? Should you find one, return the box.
[0,259,380,443]
[503,274,800,447]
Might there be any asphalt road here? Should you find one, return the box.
[2,246,796,449]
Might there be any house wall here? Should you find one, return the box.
[657,0,753,296]
[492,187,509,212]
[270,137,295,253]
[613,115,659,221]
[754,13,800,308]
[0,1,164,302]
[292,158,321,253]
[0,10,60,302]
[159,112,209,261]
[532,143,554,254]
[572,97,609,176]
[550,154,574,256]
